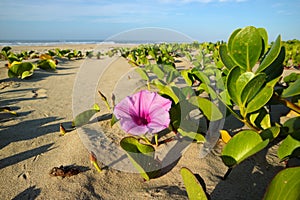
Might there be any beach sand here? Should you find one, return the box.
[0,44,295,199]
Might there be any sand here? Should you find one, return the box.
[0,44,296,200]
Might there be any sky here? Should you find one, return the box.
[0,0,299,42]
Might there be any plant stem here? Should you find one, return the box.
[273,93,300,114]
[154,133,158,147]
[147,81,150,90]
[141,136,153,145]
[217,95,260,132]
[243,118,260,132]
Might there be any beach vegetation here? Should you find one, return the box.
[71,26,300,199]
[2,26,299,199]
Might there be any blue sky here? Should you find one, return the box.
[0,0,299,42]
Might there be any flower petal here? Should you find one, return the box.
[148,93,172,113]
[148,110,170,132]
[114,96,137,119]
[113,90,172,135]
[131,90,155,118]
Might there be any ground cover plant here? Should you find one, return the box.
[1,26,299,199]
[73,26,300,199]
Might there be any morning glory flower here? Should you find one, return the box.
[113,90,172,135]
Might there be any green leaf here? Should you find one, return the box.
[260,126,280,141]
[241,73,266,105]
[282,79,300,98]
[197,83,217,99]
[181,70,193,86]
[169,103,181,130]
[164,66,180,83]
[221,130,269,167]
[135,67,149,81]
[226,66,242,104]
[8,55,20,63]
[178,128,205,143]
[110,114,119,127]
[257,28,268,54]
[228,28,242,53]
[283,116,300,137]
[262,46,285,82]
[264,167,300,200]
[192,70,210,85]
[73,105,100,127]
[2,46,11,53]
[120,136,160,181]
[37,59,56,70]
[278,135,300,161]
[283,72,300,84]
[150,64,164,80]
[245,76,280,113]
[249,108,271,130]
[219,44,236,70]
[236,72,255,104]
[8,61,35,79]
[158,84,179,104]
[180,167,208,200]
[189,96,223,121]
[229,26,263,71]
[257,35,282,73]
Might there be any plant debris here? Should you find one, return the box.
[49,165,86,178]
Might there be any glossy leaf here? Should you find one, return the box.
[135,67,149,81]
[241,73,266,105]
[283,72,300,84]
[282,79,300,98]
[37,59,56,70]
[110,114,119,127]
[229,26,262,71]
[228,28,242,53]
[249,108,271,130]
[283,116,300,137]
[150,64,164,79]
[260,126,280,141]
[226,66,241,104]
[256,35,282,73]
[158,84,179,104]
[257,28,268,54]
[8,61,35,79]
[164,66,180,83]
[198,83,217,99]
[181,70,193,86]
[262,46,285,82]
[178,128,205,143]
[120,136,160,181]
[219,44,236,70]
[221,130,269,167]
[189,96,223,121]
[277,135,300,161]
[245,76,280,114]
[180,167,208,200]
[73,104,100,127]
[192,70,210,85]
[264,167,300,200]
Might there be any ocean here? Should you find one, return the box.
[0,40,115,47]
[0,39,194,47]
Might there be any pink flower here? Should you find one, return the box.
[113,90,172,135]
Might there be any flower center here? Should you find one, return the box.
[134,115,150,126]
